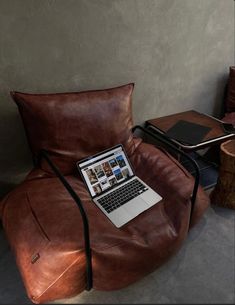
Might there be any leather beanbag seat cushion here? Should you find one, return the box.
[0,84,210,303]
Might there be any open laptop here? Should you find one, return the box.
[77,144,162,228]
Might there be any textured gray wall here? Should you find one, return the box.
[0,0,234,195]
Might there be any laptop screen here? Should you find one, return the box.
[77,145,134,198]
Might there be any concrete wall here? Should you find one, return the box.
[0,0,234,195]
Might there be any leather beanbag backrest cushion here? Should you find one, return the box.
[11,83,135,174]
[226,66,235,113]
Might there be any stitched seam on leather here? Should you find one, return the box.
[32,255,84,301]
[25,192,51,242]
[160,205,177,236]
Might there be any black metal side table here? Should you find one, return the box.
[145,110,235,190]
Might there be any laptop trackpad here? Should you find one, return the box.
[109,207,131,228]
[123,197,148,217]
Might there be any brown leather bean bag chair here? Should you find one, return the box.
[0,84,210,304]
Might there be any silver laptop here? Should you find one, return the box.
[77,144,162,227]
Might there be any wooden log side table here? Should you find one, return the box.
[210,139,235,209]
[145,110,235,189]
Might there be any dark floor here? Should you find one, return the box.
[0,203,234,304]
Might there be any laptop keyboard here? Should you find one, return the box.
[97,179,148,214]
